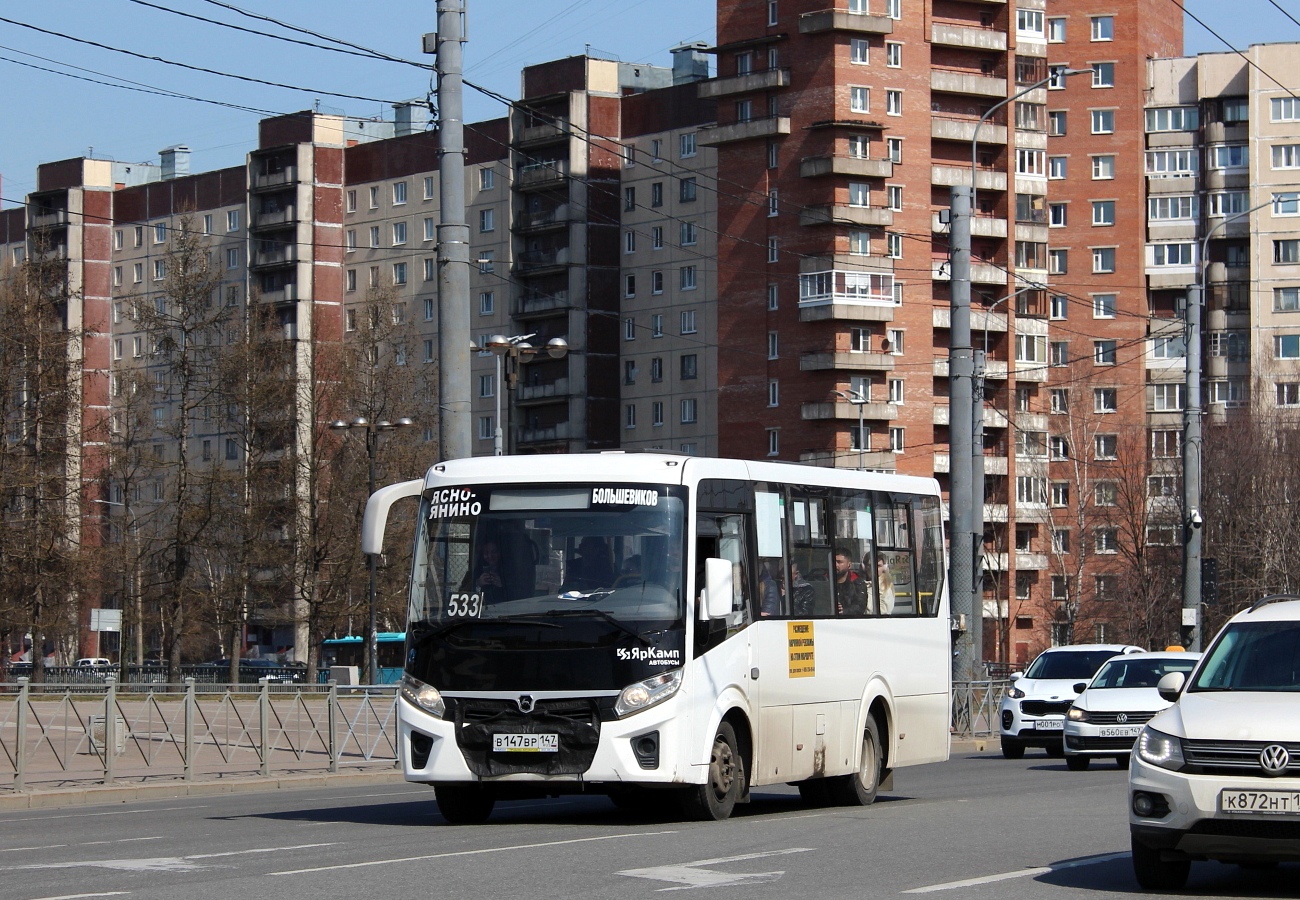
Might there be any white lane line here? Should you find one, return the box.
[0,806,204,822]
[270,830,680,876]
[0,843,339,874]
[0,838,161,854]
[903,851,1131,893]
[28,893,131,900]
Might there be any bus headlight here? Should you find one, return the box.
[615,669,682,718]
[401,673,445,719]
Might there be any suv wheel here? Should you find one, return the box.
[1000,737,1025,760]
[1044,742,1065,758]
[1131,836,1190,890]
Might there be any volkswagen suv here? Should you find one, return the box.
[999,644,1143,759]
[1129,595,1300,890]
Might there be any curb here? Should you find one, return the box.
[950,737,995,753]
[0,769,408,812]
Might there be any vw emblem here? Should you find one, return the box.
[517,695,535,714]
[1260,744,1291,776]
[1116,714,1128,724]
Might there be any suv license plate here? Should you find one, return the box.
[492,733,559,753]
[1034,717,1065,730]
[1220,789,1300,815]
[1098,725,1142,738]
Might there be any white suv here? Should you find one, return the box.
[1129,595,1300,890]
[999,644,1143,759]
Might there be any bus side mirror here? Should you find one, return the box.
[703,557,733,621]
[1157,671,1185,703]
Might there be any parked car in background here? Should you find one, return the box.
[1063,650,1200,771]
[1129,595,1300,890]
[999,644,1144,759]
[74,658,113,668]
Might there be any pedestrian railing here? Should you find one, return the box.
[0,679,399,792]
[951,680,1010,738]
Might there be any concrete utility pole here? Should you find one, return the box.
[435,0,471,462]
[1182,282,1203,651]
[948,185,978,682]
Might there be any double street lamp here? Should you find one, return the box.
[831,388,869,471]
[482,334,568,456]
[329,415,414,684]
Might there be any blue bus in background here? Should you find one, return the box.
[320,633,405,684]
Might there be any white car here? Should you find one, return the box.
[1063,650,1200,771]
[999,644,1144,759]
[1129,595,1300,890]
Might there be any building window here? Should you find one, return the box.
[393,221,408,245]
[768,190,779,217]
[848,229,870,255]
[768,283,779,310]
[624,361,637,386]
[1091,62,1115,88]
[478,168,494,191]
[1049,293,1068,319]
[1047,110,1067,136]
[1090,109,1115,133]
[767,379,779,407]
[680,221,698,246]
[681,398,698,424]
[680,266,698,290]
[625,404,637,429]
[1153,383,1185,411]
[680,354,698,380]
[1016,8,1045,38]
[1047,16,1066,42]
[392,262,407,285]
[1049,203,1068,227]
[768,331,779,359]
[479,208,495,233]
[1152,334,1186,359]
[153,260,166,281]
[1016,148,1046,176]
[679,132,696,158]
[1048,156,1067,180]
[1093,340,1117,365]
[650,357,663,382]
[680,310,697,334]
[1149,243,1195,266]
[1095,434,1118,460]
[1051,481,1070,507]
[1092,247,1116,273]
[1050,436,1070,460]
[886,233,903,258]
[1089,293,1115,319]
[1091,200,1115,226]
[1277,383,1300,407]
[851,38,869,64]
[1275,287,1300,311]
[1209,144,1249,170]
[652,314,664,337]
[850,86,869,113]
[1146,106,1199,132]
[889,427,905,453]
[651,182,664,207]
[369,226,380,248]
[1091,155,1115,180]
[886,138,902,163]
[624,317,636,341]
[886,185,903,211]
[767,237,779,263]
[885,90,902,116]
[1145,149,1198,177]
[679,177,697,202]
[1277,334,1300,359]
[1095,528,1119,554]
[767,428,780,456]
[886,41,901,67]
[887,328,904,354]
[1016,476,1047,505]
[624,274,636,298]
[1090,15,1113,40]
[154,222,166,244]
[1094,387,1118,413]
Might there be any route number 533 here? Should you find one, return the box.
[446,593,483,617]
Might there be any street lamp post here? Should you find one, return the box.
[483,334,568,456]
[1181,198,1272,650]
[329,415,415,683]
[831,389,868,470]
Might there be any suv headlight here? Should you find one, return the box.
[615,669,682,718]
[400,673,445,719]
[1067,707,1090,722]
[1136,726,1185,771]
[1006,686,1025,699]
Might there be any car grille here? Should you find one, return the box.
[448,697,602,777]
[1183,739,1300,777]
[1189,818,1300,840]
[1021,700,1073,717]
[1068,735,1140,751]
[1086,710,1156,726]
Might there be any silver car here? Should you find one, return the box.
[1063,650,1200,770]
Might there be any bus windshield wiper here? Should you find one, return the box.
[541,608,654,645]
[426,615,563,641]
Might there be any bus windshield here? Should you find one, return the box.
[411,483,687,634]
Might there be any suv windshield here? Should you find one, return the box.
[1190,620,1300,692]
[1024,650,1121,680]
[1090,657,1197,689]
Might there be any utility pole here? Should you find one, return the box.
[1182,282,1203,651]
[435,0,471,462]
[948,185,978,682]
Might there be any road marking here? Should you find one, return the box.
[270,831,679,876]
[0,843,338,874]
[29,893,131,900]
[0,838,161,854]
[0,806,204,822]
[904,851,1130,893]
[618,848,814,891]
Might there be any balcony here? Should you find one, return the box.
[252,244,299,268]
[259,282,299,304]
[514,205,571,233]
[932,212,1007,237]
[1146,175,1196,195]
[518,421,572,444]
[933,404,1003,427]
[983,552,1050,572]
[517,377,570,403]
[800,350,896,372]
[931,70,1007,99]
[799,301,896,323]
[932,260,1007,284]
[801,204,894,227]
[698,116,792,146]
[28,208,69,229]
[515,160,569,190]
[251,167,298,191]
[252,206,297,229]
[798,9,893,35]
[1204,121,1248,144]
[933,308,1009,333]
[933,453,1009,475]
[931,165,1007,191]
[699,68,791,98]
[932,117,1007,144]
[515,117,569,147]
[932,358,1010,379]
[801,155,894,180]
[931,23,1008,51]
[513,289,571,317]
[801,400,897,421]
[513,247,570,275]
[800,449,898,471]
[1011,359,1049,382]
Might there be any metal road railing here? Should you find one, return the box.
[0,679,399,792]
[951,680,1011,738]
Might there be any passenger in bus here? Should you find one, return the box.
[790,561,815,617]
[471,540,507,605]
[876,555,896,615]
[759,560,782,616]
[834,546,867,616]
[612,554,643,588]
[562,536,616,591]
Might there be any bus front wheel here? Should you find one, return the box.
[680,721,743,821]
[434,784,495,825]
[826,717,882,806]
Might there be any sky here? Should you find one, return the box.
[0,0,1289,208]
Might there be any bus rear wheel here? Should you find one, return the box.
[826,717,882,806]
[434,784,495,825]
[680,722,743,821]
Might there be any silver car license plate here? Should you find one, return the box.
[1098,725,1142,738]
[1034,716,1064,730]
[1220,789,1300,815]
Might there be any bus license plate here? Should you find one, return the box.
[1098,725,1142,738]
[1220,789,1300,815]
[492,733,559,753]
[1034,717,1064,730]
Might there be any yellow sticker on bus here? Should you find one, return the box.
[787,621,815,678]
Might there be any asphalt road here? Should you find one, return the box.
[0,746,1294,900]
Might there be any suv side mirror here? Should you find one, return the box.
[1157,671,1186,703]
[1073,682,1087,694]
[1009,672,1022,682]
